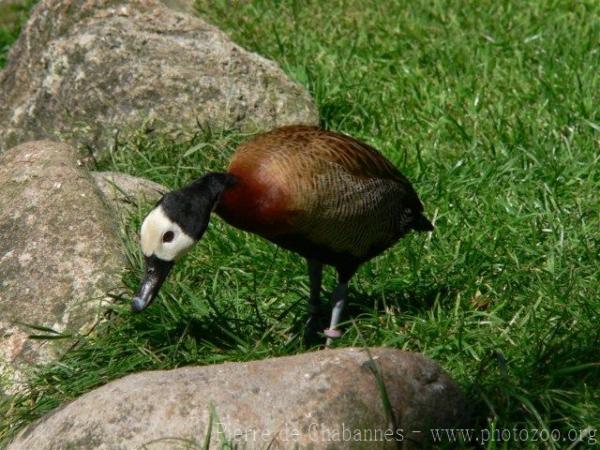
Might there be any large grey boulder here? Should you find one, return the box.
[0,0,318,154]
[0,141,123,392]
[7,348,465,449]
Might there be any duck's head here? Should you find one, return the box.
[132,173,235,312]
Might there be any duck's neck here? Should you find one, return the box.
[160,172,237,240]
[185,172,237,200]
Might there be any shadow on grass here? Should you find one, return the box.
[282,281,451,349]
[345,283,450,318]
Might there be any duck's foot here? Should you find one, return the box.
[324,328,342,346]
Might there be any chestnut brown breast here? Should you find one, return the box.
[216,158,293,236]
[216,126,425,264]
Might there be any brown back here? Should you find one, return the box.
[228,126,423,259]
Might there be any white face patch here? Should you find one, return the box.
[140,206,195,261]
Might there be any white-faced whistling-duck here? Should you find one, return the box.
[133,125,433,345]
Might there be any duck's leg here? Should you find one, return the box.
[303,259,323,344]
[324,268,356,346]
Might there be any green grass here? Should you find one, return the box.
[1,0,600,448]
[0,0,37,68]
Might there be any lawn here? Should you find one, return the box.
[1,0,599,448]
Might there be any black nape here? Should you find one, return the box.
[160,173,236,240]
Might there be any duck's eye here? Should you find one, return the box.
[162,231,175,243]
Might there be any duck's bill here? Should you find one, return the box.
[131,255,174,312]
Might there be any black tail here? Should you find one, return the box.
[412,214,434,232]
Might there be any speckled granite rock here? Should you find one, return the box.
[7,348,465,449]
[0,141,123,392]
[0,0,318,155]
